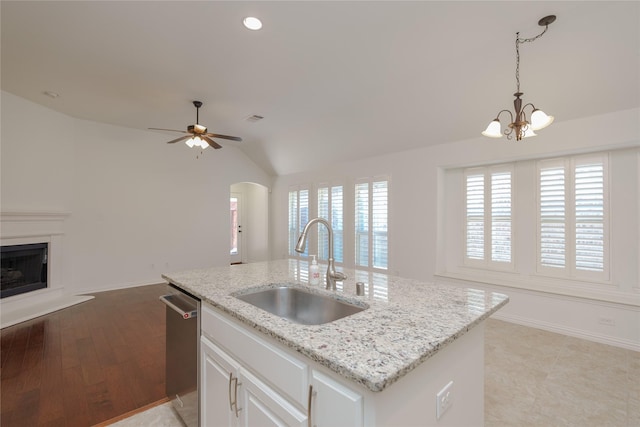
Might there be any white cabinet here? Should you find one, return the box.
[200,336,241,427]
[310,370,363,427]
[200,302,485,426]
[239,368,307,427]
[200,335,307,427]
[200,304,363,427]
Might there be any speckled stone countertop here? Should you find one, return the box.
[162,259,508,393]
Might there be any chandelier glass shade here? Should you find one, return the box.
[482,15,556,141]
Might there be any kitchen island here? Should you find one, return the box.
[163,259,508,426]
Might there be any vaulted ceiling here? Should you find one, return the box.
[2,1,638,176]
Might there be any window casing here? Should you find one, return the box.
[464,165,514,270]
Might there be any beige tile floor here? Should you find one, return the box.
[485,318,640,427]
[112,319,640,426]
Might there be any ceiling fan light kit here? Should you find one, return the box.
[482,15,556,141]
[149,100,242,152]
[243,16,263,31]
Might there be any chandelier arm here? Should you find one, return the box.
[521,103,537,121]
[495,109,514,124]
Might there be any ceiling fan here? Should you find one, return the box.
[149,101,242,149]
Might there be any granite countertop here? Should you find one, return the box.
[162,259,508,392]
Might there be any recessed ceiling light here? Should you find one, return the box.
[243,17,262,31]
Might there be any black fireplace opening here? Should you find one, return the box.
[1,243,48,299]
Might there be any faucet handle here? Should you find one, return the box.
[332,271,347,281]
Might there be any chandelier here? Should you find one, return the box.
[482,15,556,141]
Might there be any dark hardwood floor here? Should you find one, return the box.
[1,283,171,426]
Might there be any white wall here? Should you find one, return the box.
[1,91,272,293]
[271,108,640,349]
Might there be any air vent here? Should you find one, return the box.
[245,115,264,123]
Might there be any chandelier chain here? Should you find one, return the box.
[515,24,549,93]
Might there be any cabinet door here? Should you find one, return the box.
[239,367,307,427]
[201,336,242,427]
[310,370,363,427]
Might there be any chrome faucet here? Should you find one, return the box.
[295,218,347,291]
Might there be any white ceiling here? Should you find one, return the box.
[2,1,638,176]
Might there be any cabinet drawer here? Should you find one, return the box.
[202,305,309,407]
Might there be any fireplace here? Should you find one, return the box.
[1,243,48,299]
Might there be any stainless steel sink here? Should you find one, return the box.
[235,286,367,325]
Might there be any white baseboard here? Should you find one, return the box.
[492,312,640,352]
[75,279,166,295]
[1,294,94,329]
[1,280,165,329]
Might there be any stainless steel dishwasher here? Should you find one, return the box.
[160,284,200,427]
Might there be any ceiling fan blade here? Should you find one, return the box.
[166,135,192,144]
[202,136,223,149]
[205,133,243,142]
[149,127,190,134]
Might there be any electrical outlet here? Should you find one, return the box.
[436,380,454,419]
[598,316,616,326]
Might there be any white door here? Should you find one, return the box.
[230,193,243,264]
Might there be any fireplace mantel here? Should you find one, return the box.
[1,211,72,324]
[1,211,70,239]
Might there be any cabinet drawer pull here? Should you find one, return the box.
[307,385,317,427]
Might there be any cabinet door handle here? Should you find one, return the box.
[233,376,242,417]
[228,373,243,416]
[307,385,317,427]
[228,372,234,411]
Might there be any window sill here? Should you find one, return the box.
[435,269,640,308]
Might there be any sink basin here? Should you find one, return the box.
[235,286,367,325]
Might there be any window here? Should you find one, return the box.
[355,178,388,270]
[537,154,608,280]
[317,185,343,263]
[464,166,513,269]
[287,177,390,271]
[288,187,309,257]
[230,196,239,255]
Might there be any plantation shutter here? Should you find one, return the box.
[575,161,605,272]
[318,187,329,260]
[539,164,566,269]
[318,185,343,263]
[464,166,513,269]
[372,180,388,270]
[299,189,309,256]
[288,187,309,257]
[355,178,388,270]
[288,190,298,256]
[332,186,344,263]
[537,154,608,279]
[491,171,512,263]
[355,183,369,267]
[465,173,485,260]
